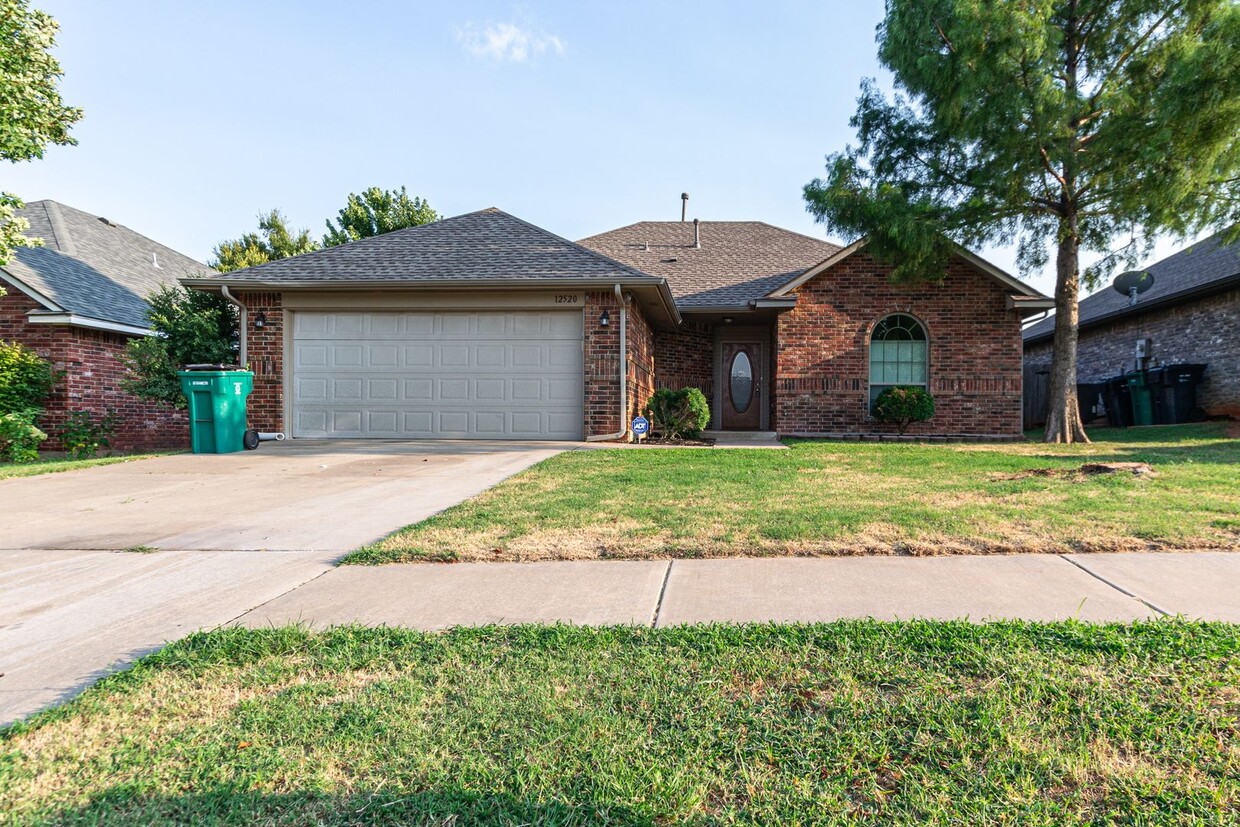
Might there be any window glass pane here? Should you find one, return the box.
[911,364,927,384]
[730,350,753,414]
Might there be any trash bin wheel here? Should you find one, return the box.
[243,429,260,451]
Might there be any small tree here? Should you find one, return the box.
[872,386,935,435]
[211,210,319,273]
[120,285,238,408]
[323,186,439,246]
[804,0,1240,444]
[0,0,83,265]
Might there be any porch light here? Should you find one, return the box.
[253,310,267,329]
[599,309,610,327]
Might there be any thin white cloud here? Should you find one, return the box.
[455,21,565,63]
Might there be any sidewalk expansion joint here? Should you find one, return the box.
[651,561,673,628]
[1058,555,1171,617]
[218,566,335,630]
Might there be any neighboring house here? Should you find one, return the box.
[1023,230,1240,420]
[184,207,1051,442]
[0,200,212,450]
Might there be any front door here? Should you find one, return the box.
[722,341,762,430]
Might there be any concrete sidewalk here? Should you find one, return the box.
[239,551,1240,630]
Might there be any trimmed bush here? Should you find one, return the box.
[0,339,57,414]
[872,386,936,434]
[645,387,711,439]
[0,408,47,463]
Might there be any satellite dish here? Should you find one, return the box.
[1112,270,1155,296]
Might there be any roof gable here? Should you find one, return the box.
[1023,229,1240,342]
[767,237,1048,301]
[206,208,661,285]
[578,221,840,308]
[0,200,213,329]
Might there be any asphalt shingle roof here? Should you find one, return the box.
[208,208,660,285]
[1023,229,1240,343]
[577,221,841,308]
[1,200,212,329]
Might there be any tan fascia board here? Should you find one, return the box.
[25,311,151,337]
[764,237,1050,301]
[183,276,684,327]
[0,270,63,312]
[1006,295,1056,316]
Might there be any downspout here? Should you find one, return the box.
[219,285,247,368]
[586,284,628,441]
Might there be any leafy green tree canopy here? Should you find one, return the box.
[0,0,83,265]
[210,210,319,273]
[120,286,238,408]
[804,0,1240,443]
[323,186,439,246]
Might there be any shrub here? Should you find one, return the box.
[121,285,238,408]
[61,409,119,459]
[645,387,711,439]
[0,339,57,414]
[0,408,47,463]
[872,386,936,434]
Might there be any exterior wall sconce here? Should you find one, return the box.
[253,310,267,329]
[599,309,610,327]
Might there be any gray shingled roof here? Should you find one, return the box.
[205,208,662,285]
[578,221,841,308]
[1023,229,1240,343]
[1,200,213,329]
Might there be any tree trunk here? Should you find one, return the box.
[1042,222,1090,443]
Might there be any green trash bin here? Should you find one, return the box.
[1125,371,1154,427]
[178,369,253,453]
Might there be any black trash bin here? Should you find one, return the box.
[1158,363,1208,424]
[1145,367,1171,424]
[1076,382,1107,423]
[1104,375,1133,428]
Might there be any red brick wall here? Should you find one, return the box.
[236,292,284,432]
[584,290,652,438]
[1024,286,1240,418]
[1,290,188,452]
[775,252,1024,437]
[654,320,714,401]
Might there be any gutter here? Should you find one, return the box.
[586,284,628,442]
[24,311,151,337]
[219,285,247,367]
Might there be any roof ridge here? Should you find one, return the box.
[485,208,662,282]
[42,200,75,256]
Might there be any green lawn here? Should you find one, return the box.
[0,452,168,480]
[349,423,1240,564]
[2,622,1237,825]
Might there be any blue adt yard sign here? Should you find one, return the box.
[631,416,650,439]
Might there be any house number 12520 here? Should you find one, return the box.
[555,295,579,304]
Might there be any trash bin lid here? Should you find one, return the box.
[183,363,241,371]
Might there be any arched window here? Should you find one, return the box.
[869,314,928,407]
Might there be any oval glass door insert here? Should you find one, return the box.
[730,350,754,414]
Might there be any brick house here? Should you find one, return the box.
[1023,230,1240,421]
[0,201,210,451]
[185,207,1050,442]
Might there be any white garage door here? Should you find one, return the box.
[292,310,584,439]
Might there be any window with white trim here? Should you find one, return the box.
[869,314,928,407]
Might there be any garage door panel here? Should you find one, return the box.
[293,310,583,439]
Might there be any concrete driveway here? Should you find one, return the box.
[0,440,568,726]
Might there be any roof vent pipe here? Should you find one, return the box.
[681,192,689,222]
[693,218,701,249]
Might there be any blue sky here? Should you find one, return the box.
[4,2,1196,296]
